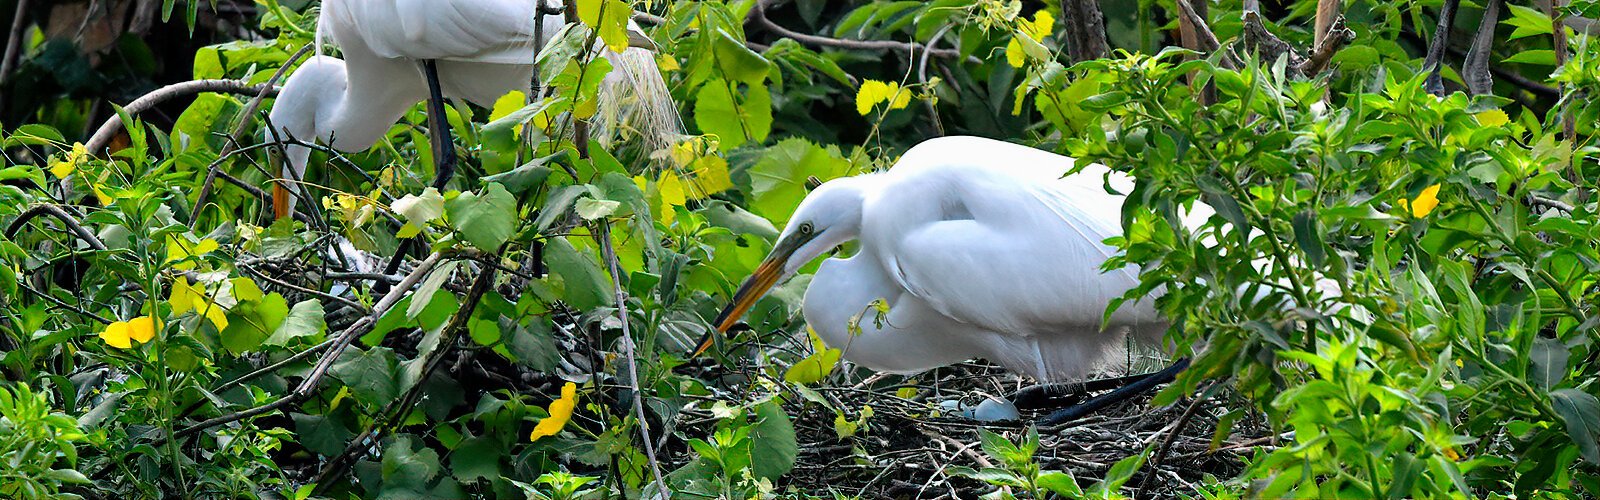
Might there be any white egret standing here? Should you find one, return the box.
[696,136,1214,424]
[266,0,678,219]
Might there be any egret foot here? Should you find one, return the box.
[1035,357,1191,427]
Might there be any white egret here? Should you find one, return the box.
[696,136,1216,423]
[266,0,678,219]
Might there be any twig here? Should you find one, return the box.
[310,266,498,492]
[5,204,109,251]
[18,282,113,324]
[1134,384,1214,498]
[239,264,370,313]
[191,43,314,226]
[1462,0,1502,96]
[747,1,961,59]
[1298,16,1353,76]
[84,79,281,156]
[594,219,669,496]
[0,0,28,87]
[170,252,446,440]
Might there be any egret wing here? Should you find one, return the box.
[324,0,541,64]
[877,164,1154,338]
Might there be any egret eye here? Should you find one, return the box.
[798,222,815,235]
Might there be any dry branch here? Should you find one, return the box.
[5,204,109,251]
[84,79,280,156]
[1061,0,1110,62]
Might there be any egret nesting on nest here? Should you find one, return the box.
[696,136,1216,424]
[266,0,680,219]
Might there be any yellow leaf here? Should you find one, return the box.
[166,236,220,270]
[660,171,686,207]
[657,53,680,72]
[51,143,87,178]
[1006,38,1027,68]
[688,155,733,197]
[100,321,132,349]
[230,277,264,302]
[489,91,528,135]
[888,86,911,110]
[1409,184,1441,218]
[169,277,202,315]
[1476,109,1510,128]
[530,382,578,442]
[1026,10,1055,39]
[855,80,891,116]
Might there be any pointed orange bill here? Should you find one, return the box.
[691,258,786,357]
[272,181,292,220]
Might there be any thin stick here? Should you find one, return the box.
[5,204,109,251]
[595,219,668,496]
[310,266,497,492]
[192,43,314,226]
[748,1,962,60]
[84,79,280,156]
[0,0,28,87]
[169,252,446,441]
[1134,384,1214,497]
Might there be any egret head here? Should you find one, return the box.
[693,176,872,356]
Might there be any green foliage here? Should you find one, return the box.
[4,0,1600,498]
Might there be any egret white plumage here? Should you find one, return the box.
[266,0,678,219]
[697,136,1215,422]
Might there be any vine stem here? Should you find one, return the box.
[83,79,280,156]
[594,219,668,498]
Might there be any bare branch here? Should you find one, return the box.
[85,79,281,156]
[6,204,109,251]
[1422,0,1460,96]
[748,1,962,59]
[1298,16,1354,76]
[1060,0,1110,63]
[1463,0,1502,96]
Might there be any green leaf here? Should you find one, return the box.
[1037,470,1082,496]
[262,299,327,347]
[783,348,841,384]
[293,413,354,456]
[576,197,621,220]
[445,183,517,250]
[331,346,401,404]
[408,261,459,320]
[450,436,505,483]
[749,401,798,480]
[747,138,852,226]
[393,188,445,225]
[693,79,772,149]
[713,30,770,86]
[545,237,610,310]
[1551,389,1600,464]
[220,292,290,355]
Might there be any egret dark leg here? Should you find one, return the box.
[1011,371,1162,411]
[378,60,457,293]
[1036,357,1191,427]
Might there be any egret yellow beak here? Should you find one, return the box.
[692,232,810,357]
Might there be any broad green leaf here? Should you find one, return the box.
[220,292,289,355]
[783,348,841,384]
[393,188,445,225]
[749,401,798,480]
[1551,389,1600,464]
[263,299,326,347]
[445,183,517,250]
[331,346,401,404]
